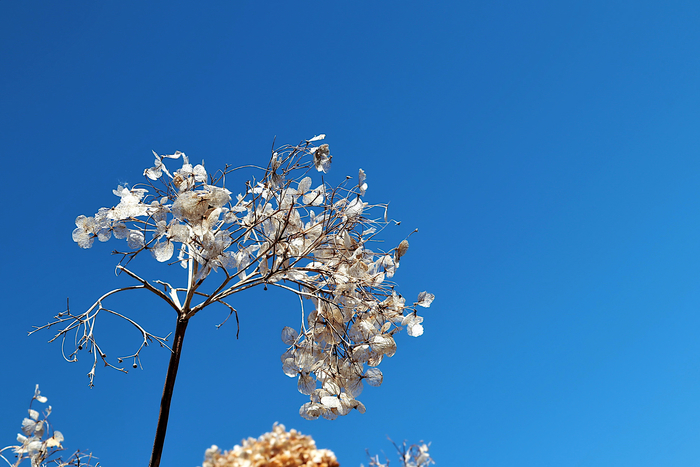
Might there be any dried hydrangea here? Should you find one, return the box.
[364,440,434,467]
[45,135,435,418]
[1,385,97,467]
[36,134,434,466]
[200,423,338,467]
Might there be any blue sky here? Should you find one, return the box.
[3,1,700,466]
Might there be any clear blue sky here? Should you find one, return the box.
[3,1,700,466]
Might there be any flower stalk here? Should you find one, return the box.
[149,317,188,467]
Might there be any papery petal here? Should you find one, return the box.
[408,322,424,337]
[144,161,163,180]
[152,240,174,262]
[72,229,94,249]
[33,385,47,404]
[346,377,364,398]
[127,230,145,249]
[282,358,298,377]
[21,418,36,436]
[45,431,63,448]
[395,239,409,262]
[34,420,44,437]
[298,177,312,193]
[323,380,341,395]
[112,223,128,239]
[193,164,207,181]
[298,373,316,395]
[320,395,341,409]
[281,326,298,345]
[345,198,364,218]
[308,134,326,142]
[321,408,339,420]
[352,344,372,363]
[168,223,190,243]
[416,291,435,308]
[370,334,396,357]
[358,168,367,195]
[96,227,112,242]
[364,368,383,387]
[313,144,332,173]
[299,402,321,420]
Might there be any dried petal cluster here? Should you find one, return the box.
[70,139,336,281]
[200,423,338,467]
[1,385,97,467]
[63,135,434,417]
[364,441,434,467]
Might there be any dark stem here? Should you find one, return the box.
[149,316,189,467]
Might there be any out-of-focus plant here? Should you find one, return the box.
[363,440,434,467]
[33,135,434,467]
[199,423,338,467]
[0,385,98,467]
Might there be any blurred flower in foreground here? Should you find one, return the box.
[363,440,434,467]
[199,423,338,467]
[0,385,98,467]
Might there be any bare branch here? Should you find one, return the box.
[32,286,171,387]
[116,266,180,315]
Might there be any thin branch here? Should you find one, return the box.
[116,266,180,314]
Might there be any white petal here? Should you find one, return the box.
[72,229,94,249]
[152,240,174,262]
[33,385,47,403]
[45,432,63,448]
[408,322,424,337]
[281,326,298,345]
[127,230,145,249]
[144,165,162,180]
[298,374,316,395]
[298,177,312,193]
[364,368,383,387]
[395,239,409,262]
[358,169,367,195]
[282,358,298,377]
[346,377,364,398]
[299,402,321,420]
[345,198,364,218]
[416,291,435,308]
[97,227,112,242]
[193,164,207,181]
[321,395,341,409]
[21,418,36,436]
[370,334,396,357]
[323,380,341,395]
[113,223,128,239]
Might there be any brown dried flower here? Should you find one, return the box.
[200,423,339,467]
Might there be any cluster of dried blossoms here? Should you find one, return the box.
[200,423,338,467]
[38,135,433,419]
[363,441,434,467]
[1,385,98,467]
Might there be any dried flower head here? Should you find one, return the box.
[200,423,338,467]
[364,440,434,467]
[1,385,98,467]
[38,135,434,419]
